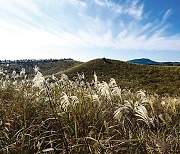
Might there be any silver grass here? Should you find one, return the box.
[33,65,39,73]
[137,90,148,103]
[20,68,26,77]
[135,105,153,126]
[60,74,69,81]
[69,96,79,106]
[93,72,98,87]
[109,78,117,88]
[11,70,16,79]
[92,94,100,105]
[32,71,45,90]
[0,68,5,76]
[98,81,111,100]
[51,74,58,81]
[114,105,129,120]
[60,92,70,111]
[12,80,18,86]
[77,72,84,80]
[114,100,133,120]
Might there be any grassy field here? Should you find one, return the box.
[58,58,180,96]
[0,66,179,153]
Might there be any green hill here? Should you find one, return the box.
[57,58,180,96]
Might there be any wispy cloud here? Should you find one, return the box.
[93,0,122,12]
[126,0,144,20]
[67,0,87,8]
[162,9,172,22]
[0,0,179,60]
[93,0,143,19]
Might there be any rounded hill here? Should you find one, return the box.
[58,58,180,96]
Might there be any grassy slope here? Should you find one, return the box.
[0,59,81,77]
[58,58,180,96]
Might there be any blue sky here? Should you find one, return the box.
[0,0,180,62]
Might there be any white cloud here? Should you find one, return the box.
[94,0,108,7]
[93,0,143,19]
[0,0,179,61]
[126,1,143,20]
[69,0,87,9]
[162,9,172,22]
[93,0,123,14]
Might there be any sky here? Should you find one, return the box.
[0,0,180,62]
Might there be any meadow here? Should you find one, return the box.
[0,66,179,153]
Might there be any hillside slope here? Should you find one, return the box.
[0,59,81,77]
[58,58,180,96]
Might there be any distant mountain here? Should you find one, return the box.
[128,58,159,65]
[128,58,180,66]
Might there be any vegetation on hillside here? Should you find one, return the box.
[0,59,81,77]
[59,58,180,96]
[0,67,179,153]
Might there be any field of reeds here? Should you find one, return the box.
[0,67,179,153]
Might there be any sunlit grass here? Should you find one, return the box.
[0,67,179,153]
